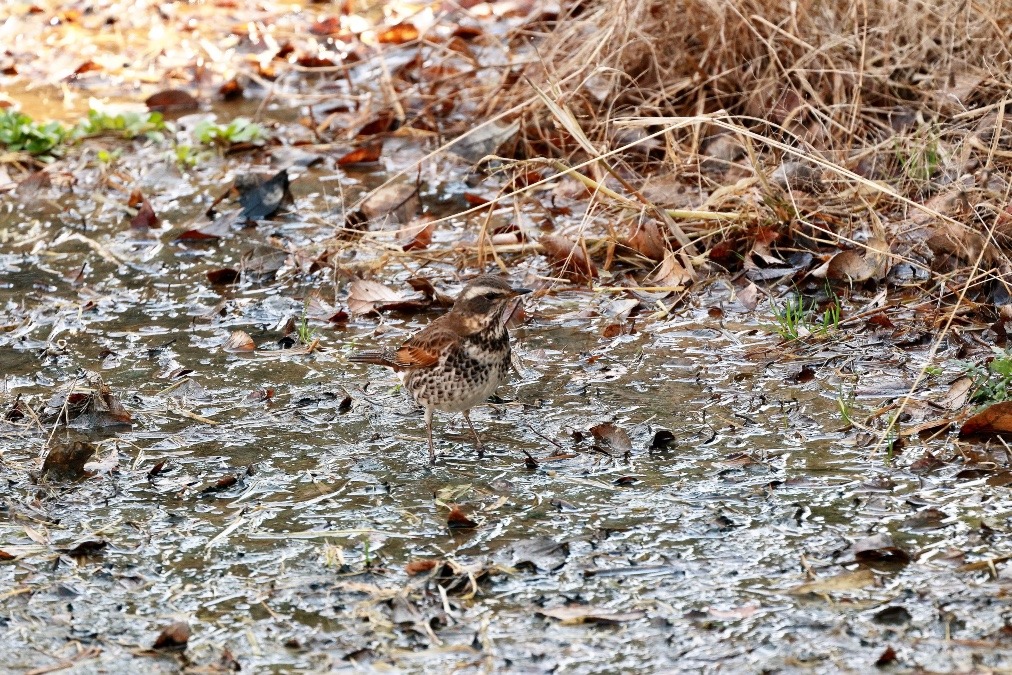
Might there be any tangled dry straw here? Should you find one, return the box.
[530,0,1012,136]
[500,0,1012,291]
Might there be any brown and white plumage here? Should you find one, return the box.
[349,275,531,462]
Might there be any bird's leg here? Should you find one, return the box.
[462,409,484,458]
[425,407,435,464]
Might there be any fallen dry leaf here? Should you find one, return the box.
[540,234,596,282]
[42,440,96,481]
[787,568,875,595]
[338,143,383,166]
[152,621,190,651]
[591,422,633,453]
[960,401,1012,437]
[222,330,255,353]
[537,605,645,625]
[145,89,199,113]
[128,190,159,229]
[825,237,889,282]
[447,505,478,529]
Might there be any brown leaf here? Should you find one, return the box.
[540,234,596,282]
[377,23,419,44]
[310,17,343,35]
[405,559,439,575]
[941,376,973,410]
[590,422,632,453]
[222,330,255,353]
[626,219,667,260]
[826,237,889,282]
[42,441,96,481]
[145,89,199,113]
[128,190,160,229]
[400,217,435,251]
[652,251,693,287]
[348,279,404,315]
[219,78,243,101]
[447,505,477,529]
[337,142,383,166]
[787,568,875,595]
[357,112,398,136]
[57,540,107,557]
[176,209,244,241]
[537,605,644,625]
[960,402,1012,437]
[153,622,190,651]
[852,534,911,566]
[358,183,419,224]
[875,646,898,667]
[206,268,240,285]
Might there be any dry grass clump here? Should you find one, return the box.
[530,0,1012,141]
[501,0,1012,285]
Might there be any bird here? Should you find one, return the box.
[349,275,531,463]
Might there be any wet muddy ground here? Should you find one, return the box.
[3,2,1012,673]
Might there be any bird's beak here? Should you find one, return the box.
[511,287,533,297]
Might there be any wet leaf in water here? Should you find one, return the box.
[625,219,666,261]
[147,460,168,479]
[219,78,243,100]
[537,605,645,625]
[540,234,596,282]
[873,605,912,625]
[145,89,199,113]
[128,190,159,229]
[57,539,107,558]
[851,534,911,566]
[377,23,420,44]
[494,536,568,571]
[337,142,382,166]
[960,402,1012,437]
[405,559,439,576]
[591,422,632,453]
[239,169,291,221]
[909,450,946,474]
[177,209,243,241]
[875,646,898,667]
[42,440,96,481]
[825,237,889,282]
[447,505,477,529]
[347,279,430,315]
[223,330,255,353]
[400,217,435,251]
[787,568,876,595]
[152,621,190,651]
[358,183,419,225]
[652,250,693,287]
[902,508,948,531]
[650,429,675,450]
[206,268,240,285]
[44,379,133,429]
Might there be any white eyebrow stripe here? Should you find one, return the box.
[460,285,507,300]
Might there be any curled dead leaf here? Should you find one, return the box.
[42,440,96,481]
[825,237,889,282]
[537,605,644,625]
[152,621,190,651]
[223,330,255,353]
[960,401,1012,437]
[540,234,596,282]
[447,505,477,529]
[787,568,875,595]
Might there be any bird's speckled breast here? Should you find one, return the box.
[405,326,511,412]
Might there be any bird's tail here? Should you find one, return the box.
[347,349,398,368]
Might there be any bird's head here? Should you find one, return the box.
[452,275,531,332]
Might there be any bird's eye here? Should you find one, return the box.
[484,291,498,300]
